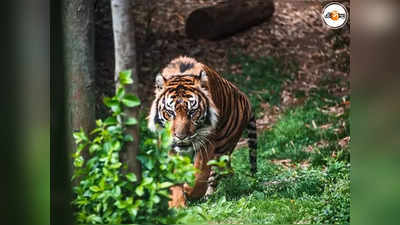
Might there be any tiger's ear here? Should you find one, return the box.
[155,73,165,90]
[199,70,208,89]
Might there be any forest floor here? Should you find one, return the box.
[94,0,350,223]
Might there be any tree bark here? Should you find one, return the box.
[63,0,96,162]
[53,1,73,224]
[185,0,275,40]
[111,0,141,180]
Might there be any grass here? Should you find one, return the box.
[224,54,295,117]
[178,56,350,224]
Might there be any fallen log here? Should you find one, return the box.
[185,0,275,40]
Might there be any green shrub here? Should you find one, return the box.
[71,70,195,224]
[207,155,233,176]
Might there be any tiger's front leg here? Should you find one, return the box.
[184,147,214,199]
[169,147,214,207]
[168,150,187,208]
[168,185,186,208]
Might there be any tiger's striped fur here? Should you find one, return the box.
[148,56,257,207]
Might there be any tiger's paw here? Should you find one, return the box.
[168,185,186,208]
[204,185,215,198]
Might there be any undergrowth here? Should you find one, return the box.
[180,56,350,224]
[71,71,195,224]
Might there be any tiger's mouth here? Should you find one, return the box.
[174,142,191,148]
[172,140,192,150]
[171,139,194,158]
[170,130,209,159]
[172,134,195,149]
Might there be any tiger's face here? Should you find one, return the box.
[160,90,208,152]
[148,71,218,154]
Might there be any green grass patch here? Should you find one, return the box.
[223,55,295,117]
[259,88,349,164]
[180,56,350,224]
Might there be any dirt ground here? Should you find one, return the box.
[94,0,350,128]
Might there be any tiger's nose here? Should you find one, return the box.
[174,133,188,140]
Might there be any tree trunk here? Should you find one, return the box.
[185,0,275,40]
[111,0,141,180]
[53,1,73,224]
[63,0,96,162]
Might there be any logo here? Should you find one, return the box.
[322,2,348,29]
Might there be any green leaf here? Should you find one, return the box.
[90,186,102,192]
[90,127,102,135]
[95,203,101,213]
[220,170,230,175]
[125,117,138,125]
[77,143,86,152]
[159,182,173,189]
[104,97,121,113]
[104,117,117,125]
[73,129,88,143]
[111,104,121,114]
[122,94,141,107]
[158,190,169,198]
[107,125,122,134]
[116,87,125,99]
[102,167,111,176]
[73,156,84,168]
[99,178,105,189]
[113,186,121,197]
[125,197,133,204]
[142,177,154,185]
[153,195,160,203]
[115,200,127,209]
[138,155,154,170]
[95,119,103,127]
[207,159,218,166]
[136,185,144,196]
[134,199,143,208]
[110,162,122,169]
[111,141,121,151]
[119,70,133,85]
[104,142,112,152]
[128,207,138,217]
[93,136,103,143]
[89,144,101,154]
[217,161,226,168]
[220,155,230,162]
[87,214,103,223]
[103,97,113,107]
[123,134,134,142]
[126,173,137,182]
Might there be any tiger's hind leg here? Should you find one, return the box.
[247,115,257,174]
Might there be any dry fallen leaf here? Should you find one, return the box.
[338,136,350,148]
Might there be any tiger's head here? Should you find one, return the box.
[148,57,219,154]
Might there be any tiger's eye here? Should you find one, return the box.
[166,110,174,117]
[188,110,196,117]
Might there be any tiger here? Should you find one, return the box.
[148,56,257,207]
